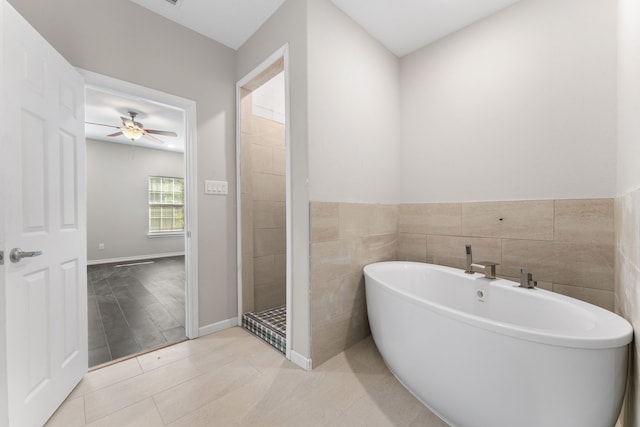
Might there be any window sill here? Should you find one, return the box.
[147,231,184,238]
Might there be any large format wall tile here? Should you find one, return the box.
[311,197,617,369]
[399,203,461,235]
[461,200,554,240]
[502,240,614,291]
[614,189,640,424]
[311,202,339,243]
[310,202,397,367]
[398,233,427,262]
[553,284,614,311]
[554,199,614,244]
[242,108,286,313]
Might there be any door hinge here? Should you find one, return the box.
[0,250,4,265]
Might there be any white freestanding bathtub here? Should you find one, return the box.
[364,261,633,427]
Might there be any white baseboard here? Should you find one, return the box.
[290,350,312,371]
[198,317,238,337]
[88,252,185,266]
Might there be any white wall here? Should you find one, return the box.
[307,0,401,204]
[616,1,640,425]
[86,139,184,262]
[400,0,617,203]
[617,0,640,195]
[8,0,238,328]
[237,0,311,362]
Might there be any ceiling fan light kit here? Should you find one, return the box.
[122,127,144,141]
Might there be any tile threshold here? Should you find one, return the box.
[89,338,188,372]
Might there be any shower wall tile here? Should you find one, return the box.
[242,109,286,313]
[273,227,286,255]
[254,280,287,313]
[253,229,276,258]
[252,173,286,202]
[310,202,397,367]
[273,202,286,228]
[273,146,286,176]
[461,200,554,240]
[251,143,273,174]
[274,254,286,280]
[253,256,275,286]
[240,89,252,134]
[253,200,273,229]
[242,260,254,314]
[241,138,252,193]
[253,116,285,146]
[241,195,253,257]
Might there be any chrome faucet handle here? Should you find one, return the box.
[519,268,536,289]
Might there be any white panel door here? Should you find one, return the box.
[1,3,87,426]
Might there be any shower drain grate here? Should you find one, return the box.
[242,305,286,354]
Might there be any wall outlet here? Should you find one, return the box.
[98,243,105,250]
[205,180,228,195]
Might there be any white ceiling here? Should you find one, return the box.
[87,0,521,152]
[129,0,286,50]
[331,0,523,57]
[85,87,185,153]
[129,0,522,57]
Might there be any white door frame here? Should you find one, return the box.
[77,69,200,339]
[236,44,292,359]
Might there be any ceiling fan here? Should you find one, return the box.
[86,111,177,144]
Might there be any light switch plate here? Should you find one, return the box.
[205,180,228,195]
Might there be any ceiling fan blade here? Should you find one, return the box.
[145,129,178,137]
[85,121,120,129]
[107,131,123,137]
[142,133,165,144]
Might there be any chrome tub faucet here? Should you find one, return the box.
[464,244,499,279]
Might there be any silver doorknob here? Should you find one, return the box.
[10,248,43,263]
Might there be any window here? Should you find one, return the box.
[148,176,184,234]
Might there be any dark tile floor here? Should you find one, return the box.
[87,256,186,367]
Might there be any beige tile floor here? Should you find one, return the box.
[45,327,449,427]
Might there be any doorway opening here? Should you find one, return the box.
[237,47,291,356]
[80,70,199,367]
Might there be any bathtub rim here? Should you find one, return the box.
[364,261,632,350]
